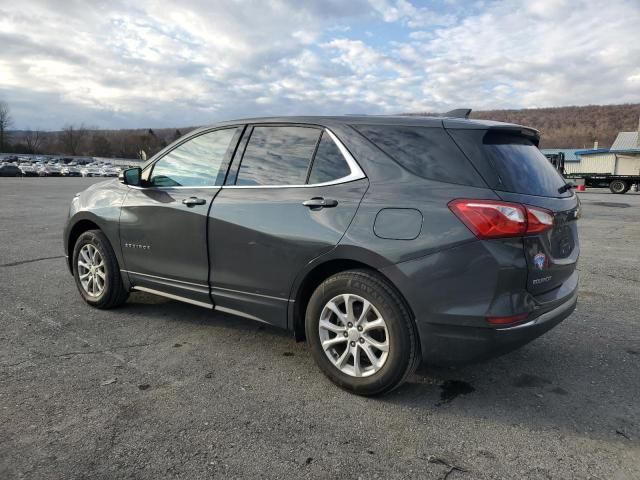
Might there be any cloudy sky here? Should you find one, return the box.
[1,0,639,130]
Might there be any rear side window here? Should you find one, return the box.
[236,126,320,186]
[307,132,351,184]
[448,130,569,197]
[354,125,485,186]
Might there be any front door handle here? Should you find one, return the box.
[303,197,338,209]
[182,197,206,207]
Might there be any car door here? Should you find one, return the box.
[208,124,369,327]
[119,126,242,307]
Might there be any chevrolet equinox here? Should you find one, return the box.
[64,112,579,395]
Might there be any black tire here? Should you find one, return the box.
[305,270,419,396]
[72,229,129,309]
[609,180,627,194]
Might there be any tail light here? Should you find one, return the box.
[448,199,554,239]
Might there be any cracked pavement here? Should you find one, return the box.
[1,178,639,479]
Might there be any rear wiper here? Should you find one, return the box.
[558,182,575,194]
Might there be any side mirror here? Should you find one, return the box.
[119,167,142,186]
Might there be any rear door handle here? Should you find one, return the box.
[303,197,338,209]
[182,197,207,207]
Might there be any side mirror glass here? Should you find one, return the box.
[119,167,142,186]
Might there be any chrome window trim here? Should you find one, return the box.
[124,127,366,191]
[225,128,366,189]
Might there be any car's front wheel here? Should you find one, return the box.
[305,270,419,396]
[72,230,129,309]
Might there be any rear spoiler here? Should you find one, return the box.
[485,125,541,146]
[443,117,540,146]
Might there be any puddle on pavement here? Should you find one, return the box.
[437,380,475,405]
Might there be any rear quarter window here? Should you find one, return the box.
[448,129,570,198]
[354,125,486,187]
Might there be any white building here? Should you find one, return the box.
[569,124,640,175]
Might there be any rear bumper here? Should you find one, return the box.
[418,289,577,365]
[380,239,579,366]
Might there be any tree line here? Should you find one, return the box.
[2,100,639,157]
[0,101,197,159]
[411,103,640,149]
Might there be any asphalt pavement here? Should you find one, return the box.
[1,178,639,479]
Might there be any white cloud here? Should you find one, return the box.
[0,0,638,129]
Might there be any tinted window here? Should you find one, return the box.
[236,126,320,186]
[308,132,351,184]
[449,130,569,197]
[150,128,237,187]
[355,125,485,186]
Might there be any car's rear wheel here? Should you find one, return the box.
[72,230,129,309]
[305,270,419,396]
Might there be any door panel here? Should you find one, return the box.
[118,126,242,306]
[120,187,219,305]
[208,179,368,327]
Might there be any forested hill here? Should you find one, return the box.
[5,103,640,157]
[409,103,640,148]
[472,104,640,148]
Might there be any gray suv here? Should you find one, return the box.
[64,114,579,395]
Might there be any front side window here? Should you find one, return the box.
[307,132,352,184]
[236,126,320,186]
[150,128,238,187]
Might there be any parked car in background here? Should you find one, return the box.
[100,166,119,177]
[0,165,23,177]
[38,165,62,177]
[81,166,102,177]
[61,166,82,177]
[19,164,38,176]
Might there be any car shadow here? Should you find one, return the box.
[120,292,639,443]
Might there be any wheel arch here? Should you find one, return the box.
[66,218,102,272]
[289,255,415,342]
[66,214,131,291]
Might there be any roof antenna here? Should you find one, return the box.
[443,108,472,119]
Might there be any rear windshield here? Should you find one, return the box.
[354,125,486,187]
[448,129,570,197]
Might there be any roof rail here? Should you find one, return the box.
[443,108,472,119]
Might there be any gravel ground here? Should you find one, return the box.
[1,178,639,479]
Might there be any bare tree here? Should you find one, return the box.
[24,129,44,154]
[91,133,112,157]
[0,100,12,152]
[59,124,88,156]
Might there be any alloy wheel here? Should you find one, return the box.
[318,293,389,377]
[77,244,106,297]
